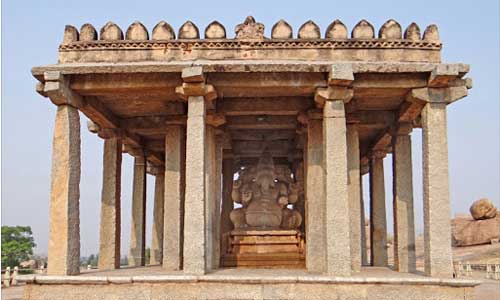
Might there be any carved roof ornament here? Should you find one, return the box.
[235,16,265,40]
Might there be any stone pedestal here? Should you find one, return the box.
[98,138,122,270]
[222,230,305,268]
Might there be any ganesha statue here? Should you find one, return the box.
[229,150,302,230]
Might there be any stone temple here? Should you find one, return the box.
[19,16,479,300]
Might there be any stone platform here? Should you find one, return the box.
[18,267,479,300]
[222,230,305,268]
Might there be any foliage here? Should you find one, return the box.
[1,226,36,268]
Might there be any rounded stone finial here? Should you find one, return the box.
[178,21,199,39]
[100,22,123,40]
[378,19,402,39]
[271,19,293,39]
[470,198,497,220]
[80,23,97,41]
[404,23,421,41]
[63,25,79,44]
[423,24,440,41]
[152,21,176,40]
[126,21,149,40]
[325,19,348,39]
[352,19,374,39]
[205,21,226,39]
[298,20,320,39]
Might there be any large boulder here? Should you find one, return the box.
[452,214,500,246]
[470,198,497,220]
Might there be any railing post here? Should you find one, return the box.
[11,267,18,286]
[3,267,11,287]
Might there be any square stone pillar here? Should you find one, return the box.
[305,118,327,273]
[360,174,368,266]
[212,134,223,269]
[128,155,147,267]
[47,105,81,275]
[163,125,186,270]
[220,157,234,247]
[392,125,416,273]
[370,150,388,267]
[183,96,207,275]
[150,171,165,265]
[323,100,351,276]
[347,124,362,272]
[204,125,217,270]
[98,138,122,270]
[422,102,453,277]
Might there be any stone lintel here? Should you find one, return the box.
[314,87,353,108]
[371,149,387,159]
[428,64,459,87]
[42,71,84,108]
[391,122,413,136]
[123,145,144,157]
[328,63,354,86]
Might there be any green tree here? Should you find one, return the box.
[1,226,36,268]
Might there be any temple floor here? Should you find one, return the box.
[78,265,430,278]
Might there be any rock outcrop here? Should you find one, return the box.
[470,198,497,220]
[452,214,500,246]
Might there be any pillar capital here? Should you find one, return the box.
[371,149,387,160]
[314,86,353,108]
[206,110,226,127]
[146,162,165,176]
[176,66,217,102]
[40,71,84,108]
[391,122,413,136]
[407,84,470,106]
[87,120,124,139]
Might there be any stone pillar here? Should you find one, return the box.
[392,125,416,273]
[347,124,361,272]
[128,155,147,267]
[98,138,122,270]
[370,150,388,267]
[422,102,453,277]
[220,157,234,241]
[212,134,223,269]
[204,126,217,270]
[323,99,351,276]
[150,171,165,265]
[47,105,81,275]
[163,126,185,270]
[183,95,207,274]
[360,175,368,266]
[305,118,327,273]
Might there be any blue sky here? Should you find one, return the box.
[2,0,499,256]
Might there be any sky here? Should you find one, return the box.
[1,0,499,257]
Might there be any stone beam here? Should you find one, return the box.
[226,115,297,130]
[120,115,187,135]
[221,97,312,116]
[230,129,297,141]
